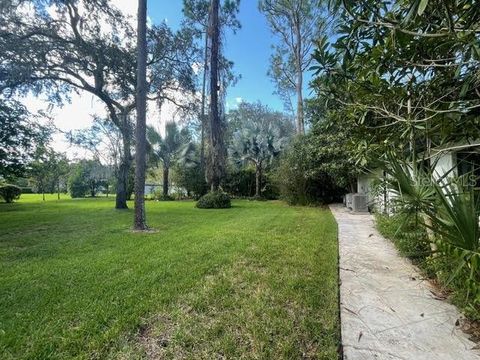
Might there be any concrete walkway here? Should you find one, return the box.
[330,204,479,360]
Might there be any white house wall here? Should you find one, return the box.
[432,152,456,180]
[357,169,391,212]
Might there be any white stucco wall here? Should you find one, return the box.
[357,169,385,211]
[357,168,398,213]
[432,152,456,180]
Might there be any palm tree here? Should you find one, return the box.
[230,108,292,197]
[147,122,192,197]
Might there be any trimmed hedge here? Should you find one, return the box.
[0,184,22,203]
[196,191,231,209]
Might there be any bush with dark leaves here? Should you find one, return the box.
[196,191,231,209]
[0,184,21,203]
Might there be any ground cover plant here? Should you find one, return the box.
[0,195,339,359]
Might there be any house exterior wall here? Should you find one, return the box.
[357,169,390,212]
[432,152,456,180]
[356,146,478,214]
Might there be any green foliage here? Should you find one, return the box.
[311,0,480,167]
[275,129,356,205]
[0,184,21,203]
[68,166,90,199]
[147,122,191,169]
[67,116,123,170]
[383,154,480,317]
[274,141,308,205]
[222,168,255,197]
[228,101,293,197]
[221,167,280,199]
[1,0,198,210]
[29,147,69,195]
[172,161,207,199]
[196,191,231,209]
[68,160,109,198]
[259,0,327,122]
[147,122,193,196]
[0,100,51,180]
[154,191,174,201]
[376,213,433,271]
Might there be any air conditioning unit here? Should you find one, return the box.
[345,193,354,209]
[352,194,369,213]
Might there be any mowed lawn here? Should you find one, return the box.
[0,195,339,359]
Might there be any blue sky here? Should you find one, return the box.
[148,1,293,112]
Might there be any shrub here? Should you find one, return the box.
[222,168,280,199]
[172,162,208,199]
[196,191,231,209]
[0,184,21,203]
[69,174,88,198]
[20,187,33,194]
[274,139,346,205]
[222,168,255,197]
[376,213,432,271]
[155,193,174,201]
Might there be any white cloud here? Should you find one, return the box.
[111,0,137,17]
[235,97,243,104]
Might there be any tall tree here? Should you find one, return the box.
[207,0,225,191]
[67,116,123,175]
[259,0,326,134]
[182,0,240,173]
[133,0,148,230]
[0,0,197,209]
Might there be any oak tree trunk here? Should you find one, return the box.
[133,0,148,230]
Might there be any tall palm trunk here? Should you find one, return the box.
[255,163,262,197]
[163,166,169,197]
[209,0,222,191]
[133,0,148,230]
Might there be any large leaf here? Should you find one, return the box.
[417,0,429,16]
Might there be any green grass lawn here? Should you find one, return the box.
[0,195,339,359]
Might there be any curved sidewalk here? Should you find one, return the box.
[330,204,479,360]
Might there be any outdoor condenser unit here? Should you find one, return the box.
[345,193,354,209]
[352,194,369,213]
